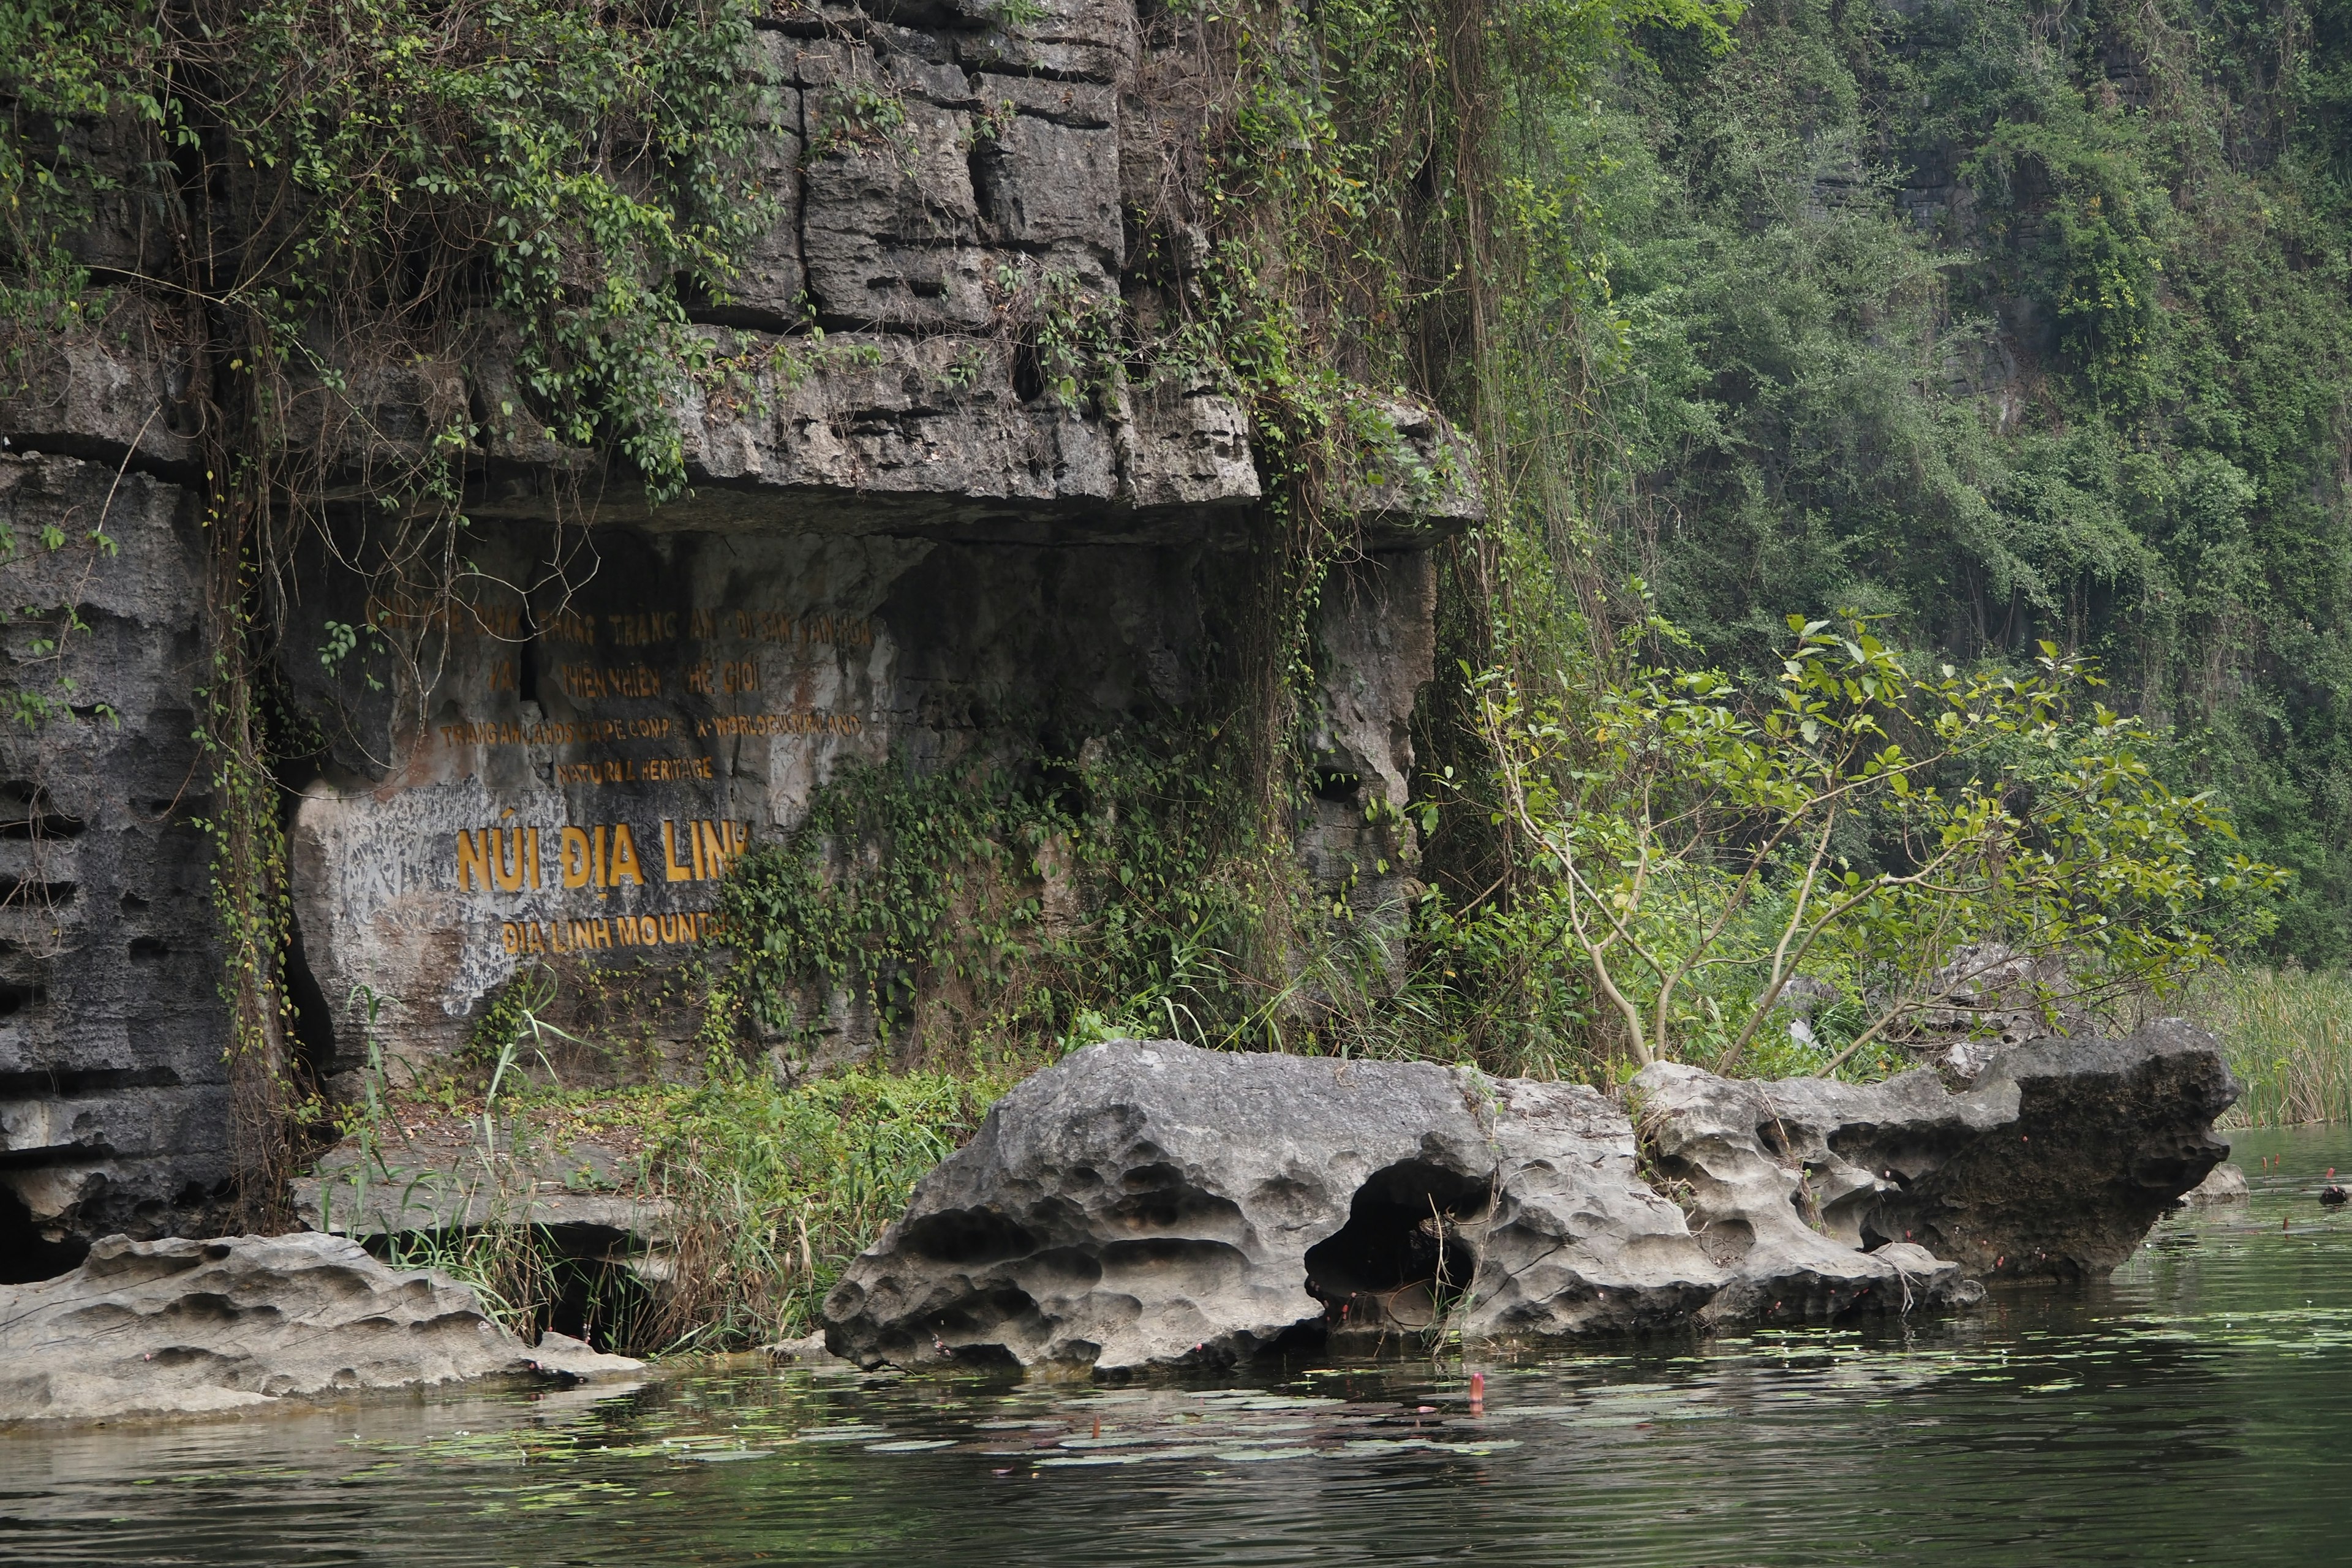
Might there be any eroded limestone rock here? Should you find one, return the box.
[0,454,228,1257]
[0,1232,641,1424]
[826,1026,2235,1373]
[822,1040,1727,1372]
[1629,1063,1986,1323]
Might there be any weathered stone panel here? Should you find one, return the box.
[279,524,1283,1068]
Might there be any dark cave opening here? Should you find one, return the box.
[1304,1160,1489,1328]
[0,1183,88,1283]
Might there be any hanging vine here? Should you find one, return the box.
[4,0,775,1215]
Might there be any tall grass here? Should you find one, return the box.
[2186,967,2352,1128]
[640,1069,1005,1349]
[345,1044,1005,1353]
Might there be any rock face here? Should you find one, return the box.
[0,1232,641,1424]
[0,456,229,1265]
[1,0,1473,1257]
[825,1027,2234,1373]
[1633,1018,2235,1289]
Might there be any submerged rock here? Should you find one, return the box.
[2180,1162,2250,1206]
[0,1232,642,1424]
[825,1023,2234,1373]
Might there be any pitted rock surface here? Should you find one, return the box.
[0,1232,641,1424]
[822,1039,1725,1371]
[1632,1016,2237,1293]
[0,454,227,1255]
[827,1027,2236,1372]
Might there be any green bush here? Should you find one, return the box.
[1474,612,2284,1071]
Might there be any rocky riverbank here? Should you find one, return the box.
[0,1023,2241,1416]
[824,1023,2236,1373]
[0,1233,643,1424]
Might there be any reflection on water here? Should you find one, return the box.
[9,1126,2352,1567]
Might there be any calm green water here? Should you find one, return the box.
[10,1126,2352,1567]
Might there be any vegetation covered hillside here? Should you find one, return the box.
[1555,0,2352,960]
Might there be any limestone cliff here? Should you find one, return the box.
[0,0,1472,1263]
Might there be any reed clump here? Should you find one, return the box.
[2187,967,2352,1128]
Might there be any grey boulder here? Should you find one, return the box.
[2180,1161,2250,1206]
[0,1232,642,1423]
[823,1040,1725,1372]
[1643,1018,2236,1281]
[826,1023,2236,1373]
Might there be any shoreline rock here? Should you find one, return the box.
[1634,1019,2236,1285]
[2180,1162,2250,1206]
[0,1232,643,1425]
[824,1023,2234,1374]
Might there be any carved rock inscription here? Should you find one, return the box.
[289,529,918,1062]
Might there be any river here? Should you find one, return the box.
[8,1125,2350,1567]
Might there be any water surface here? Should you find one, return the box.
[9,1126,2352,1567]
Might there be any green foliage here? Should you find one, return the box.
[642,1068,1005,1347]
[1476,611,2284,1069]
[0,393,120,732]
[806,79,911,162]
[707,736,1281,1063]
[1000,263,1123,411]
[4,0,767,499]
[189,642,302,1219]
[1542,0,2352,964]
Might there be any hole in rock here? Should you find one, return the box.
[540,1231,657,1349]
[360,1225,654,1352]
[6,881,75,910]
[899,1206,1039,1267]
[1305,1161,1488,1329]
[0,983,46,1017]
[968,142,1005,239]
[1011,336,1047,402]
[0,1183,88,1282]
[0,782,84,839]
[1037,759,1088,818]
[1313,769,1362,804]
[282,907,339,1094]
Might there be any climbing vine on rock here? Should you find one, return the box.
[706,732,1290,1068]
[4,0,770,1212]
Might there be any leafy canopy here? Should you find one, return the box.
[1477,611,2286,1070]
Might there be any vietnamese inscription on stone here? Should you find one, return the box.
[291,532,922,1058]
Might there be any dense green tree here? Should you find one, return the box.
[1557,0,2352,960]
